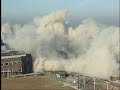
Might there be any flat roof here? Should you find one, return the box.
[1,50,23,53]
[1,54,26,59]
[1,50,11,53]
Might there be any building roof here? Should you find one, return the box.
[1,54,26,59]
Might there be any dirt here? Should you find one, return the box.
[1,76,76,90]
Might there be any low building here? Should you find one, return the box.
[1,40,33,78]
[1,53,33,78]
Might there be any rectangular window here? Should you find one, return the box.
[5,62,9,66]
[10,62,13,65]
[10,68,13,72]
[7,68,10,72]
[1,69,4,75]
[1,63,4,67]
[15,61,18,64]
[19,61,22,63]
[1,72,4,75]
[19,67,22,72]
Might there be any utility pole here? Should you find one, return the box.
[83,75,86,88]
[93,78,96,90]
[78,75,80,90]
[118,52,120,80]
[118,17,120,80]
[118,35,120,80]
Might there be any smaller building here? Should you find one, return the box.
[1,54,24,77]
[1,40,33,78]
[1,53,33,78]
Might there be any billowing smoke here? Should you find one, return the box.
[1,10,119,79]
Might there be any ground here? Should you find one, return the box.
[1,76,76,90]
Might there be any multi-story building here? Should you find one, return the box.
[1,52,33,78]
[1,40,33,78]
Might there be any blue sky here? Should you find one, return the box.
[2,0,119,26]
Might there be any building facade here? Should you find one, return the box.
[1,53,33,78]
[1,40,33,78]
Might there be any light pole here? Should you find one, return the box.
[78,75,80,90]
[93,78,96,90]
[118,54,120,80]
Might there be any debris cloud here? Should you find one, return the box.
[2,10,119,79]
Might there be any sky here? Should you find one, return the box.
[1,0,119,26]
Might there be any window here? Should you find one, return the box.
[19,61,22,63]
[7,68,10,72]
[19,67,22,72]
[10,68,13,72]
[15,61,18,64]
[5,62,9,66]
[10,62,13,65]
[1,72,4,75]
[1,63,4,67]
[1,69,4,75]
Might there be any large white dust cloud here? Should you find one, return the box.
[1,10,119,79]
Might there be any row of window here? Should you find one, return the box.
[1,67,22,75]
[1,61,21,67]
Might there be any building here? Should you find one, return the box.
[1,40,33,78]
[1,53,33,78]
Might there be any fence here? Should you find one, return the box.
[7,72,44,78]
[77,74,120,90]
[6,71,120,90]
